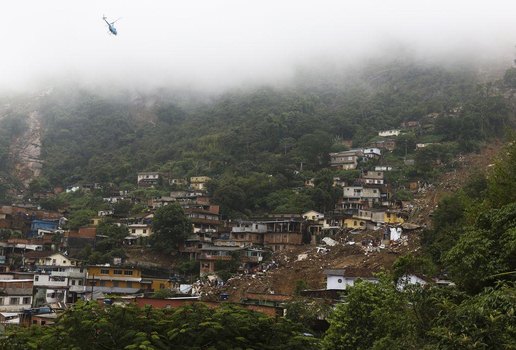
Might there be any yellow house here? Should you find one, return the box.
[149,278,172,291]
[190,176,212,191]
[384,211,405,224]
[90,217,103,226]
[344,218,366,230]
[86,266,144,292]
[86,266,172,294]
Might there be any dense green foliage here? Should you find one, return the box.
[151,203,192,253]
[322,278,516,350]
[0,302,317,350]
[422,140,516,293]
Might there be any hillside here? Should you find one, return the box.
[1,59,513,217]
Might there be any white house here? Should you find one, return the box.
[302,210,324,221]
[324,269,379,290]
[0,279,33,312]
[33,267,87,304]
[378,129,401,137]
[363,148,382,159]
[127,224,153,237]
[31,253,79,268]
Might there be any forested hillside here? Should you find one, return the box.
[1,59,514,216]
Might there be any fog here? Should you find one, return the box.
[1,0,516,93]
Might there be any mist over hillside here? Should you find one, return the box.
[1,54,513,205]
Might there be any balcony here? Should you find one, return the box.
[34,276,69,287]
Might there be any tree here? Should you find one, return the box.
[0,302,318,350]
[67,209,96,230]
[322,277,420,350]
[151,203,192,253]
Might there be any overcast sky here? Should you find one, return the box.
[1,0,515,92]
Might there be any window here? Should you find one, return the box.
[124,270,133,276]
[23,297,30,304]
[113,269,122,275]
[100,269,109,274]
[113,281,119,287]
[71,280,76,285]
[142,229,147,234]
[78,280,83,286]
[0,298,3,305]
[337,279,343,283]
[99,281,106,286]
[63,260,67,264]
[160,283,165,290]
[35,276,39,281]
[131,229,136,234]
[126,281,132,288]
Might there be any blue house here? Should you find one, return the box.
[29,220,59,238]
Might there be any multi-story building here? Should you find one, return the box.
[190,176,211,191]
[29,252,85,305]
[329,150,363,170]
[362,171,384,185]
[0,278,33,312]
[137,172,160,188]
[85,266,172,296]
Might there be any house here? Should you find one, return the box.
[190,176,211,191]
[343,186,381,207]
[343,218,366,230]
[0,278,33,312]
[329,149,363,170]
[374,166,393,172]
[198,246,266,276]
[416,143,436,150]
[26,252,79,269]
[89,217,102,226]
[355,209,386,224]
[370,140,396,151]
[363,148,382,159]
[137,172,160,188]
[304,178,315,188]
[324,268,379,290]
[362,171,384,185]
[384,210,405,225]
[262,218,304,252]
[127,224,152,237]
[302,210,324,221]
[29,219,60,238]
[169,178,188,187]
[199,246,242,276]
[86,266,146,295]
[33,266,86,305]
[333,177,347,188]
[378,129,401,137]
[397,274,428,290]
[229,222,267,247]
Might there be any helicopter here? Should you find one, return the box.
[102,15,120,35]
